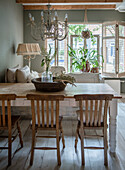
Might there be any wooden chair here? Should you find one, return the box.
[0,94,23,166]
[26,94,65,166]
[50,66,66,77]
[74,94,113,166]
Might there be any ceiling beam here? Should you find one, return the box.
[16,0,123,4]
[23,4,116,10]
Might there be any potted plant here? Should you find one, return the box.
[81,28,90,39]
[41,45,56,81]
[68,45,90,72]
[88,49,104,73]
[68,45,103,73]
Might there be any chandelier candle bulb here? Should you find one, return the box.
[65,14,68,21]
[32,17,34,21]
[55,11,58,17]
[29,13,32,19]
[29,13,32,22]
[41,11,43,17]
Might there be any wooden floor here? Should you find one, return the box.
[0,102,125,170]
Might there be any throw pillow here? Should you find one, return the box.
[6,64,20,83]
[27,71,39,83]
[16,65,30,83]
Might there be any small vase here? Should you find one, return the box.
[41,70,53,82]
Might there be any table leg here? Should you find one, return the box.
[109,99,117,153]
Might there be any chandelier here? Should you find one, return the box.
[28,4,68,41]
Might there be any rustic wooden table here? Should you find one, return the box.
[0,83,121,153]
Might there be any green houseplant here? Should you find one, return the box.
[41,45,56,81]
[68,45,103,73]
[68,45,89,72]
[88,49,104,72]
[41,45,56,72]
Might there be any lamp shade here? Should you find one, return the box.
[16,43,41,55]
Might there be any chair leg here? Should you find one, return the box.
[8,129,12,166]
[104,128,108,166]
[30,128,36,166]
[75,124,79,149]
[60,124,65,149]
[56,129,61,165]
[79,125,85,165]
[17,121,23,148]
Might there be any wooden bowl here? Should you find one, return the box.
[31,78,66,92]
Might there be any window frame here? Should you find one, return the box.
[102,21,125,75]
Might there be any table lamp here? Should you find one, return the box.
[16,43,41,69]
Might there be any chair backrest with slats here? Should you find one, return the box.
[26,94,64,128]
[74,94,113,127]
[0,94,16,127]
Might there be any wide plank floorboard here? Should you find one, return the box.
[0,102,125,169]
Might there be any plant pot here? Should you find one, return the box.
[81,30,90,39]
[91,67,99,73]
[86,60,90,72]
[80,65,86,72]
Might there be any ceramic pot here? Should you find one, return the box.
[91,67,99,73]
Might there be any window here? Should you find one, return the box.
[45,39,68,71]
[45,24,102,72]
[102,21,125,75]
[69,24,102,72]
[70,34,100,72]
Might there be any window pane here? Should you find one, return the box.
[46,39,55,66]
[69,24,102,72]
[119,38,125,72]
[86,37,97,51]
[103,39,115,73]
[58,40,67,71]
[72,37,84,50]
[119,25,125,37]
[103,25,115,37]
[72,37,84,72]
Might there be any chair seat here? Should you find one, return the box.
[30,116,63,129]
[0,115,20,128]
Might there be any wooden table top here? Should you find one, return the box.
[0,83,121,99]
